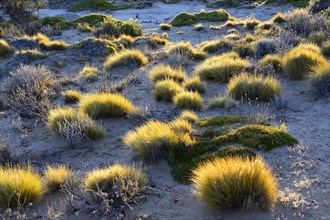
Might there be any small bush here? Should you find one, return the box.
[47,108,106,143]
[169,118,193,134]
[180,110,198,123]
[309,64,330,97]
[272,13,285,23]
[170,9,229,26]
[309,31,327,45]
[254,39,276,57]
[79,93,135,118]
[194,53,251,82]
[148,65,186,82]
[61,89,82,104]
[0,39,13,57]
[41,16,71,30]
[201,39,232,53]
[43,165,75,192]
[232,43,255,58]
[297,42,321,54]
[160,23,172,30]
[73,37,117,56]
[184,77,206,94]
[282,47,328,79]
[173,91,203,111]
[0,166,43,207]
[227,73,281,101]
[6,65,52,118]
[259,54,282,71]
[224,33,240,41]
[76,22,94,32]
[208,96,236,109]
[154,79,184,101]
[123,120,192,160]
[321,40,330,56]
[85,164,147,196]
[191,157,277,210]
[245,18,261,30]
[79,65,100,82]
[104,49,148,71]
[168,41,206,60]
[32,33,68,50]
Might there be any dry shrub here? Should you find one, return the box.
[5,64,52,118]
[309,63,330,97]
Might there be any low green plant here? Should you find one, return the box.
[154,79,184,101]
[61,89,82,104]
[194,52,251,82]
[85,164,147,195]
[104,49,148,71]
[79,93,135,118]
[0,39,13,57]
[170,9,229,26]
[227,73,282,101]
[173,91,203,111]
[43,165,75,191]
[282,47,328,79]
[68,0,129,12]
[184,77,206,94]
[208,96,236,109]
[148,65,186,82]
[41,16,71,30]
[191,156,277,210]
[0,166,44,207]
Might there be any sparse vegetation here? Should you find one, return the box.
[170,9,229,26]
[104,49,148,70]
[184,77,206,94]
[32,33,68,50]
[173,91,203,111]
[191,157,277,210]
[160,23,172,30]
[309,63,330,97]
[168,41,206,60]
[0,166,44,207]
[260,54,282,71]
[79,93,135,118]
[68,0,129,12]
[79,65,100,82]
[208,96,236,109]
[180,110,198,123]
[195,52,251,82]
[154,79,184,101]
[321,40,330,56]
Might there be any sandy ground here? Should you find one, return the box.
[1,1,329,220]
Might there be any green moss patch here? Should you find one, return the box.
[170,9,229,26]
[41,16,71,30]
[68,0,129,12]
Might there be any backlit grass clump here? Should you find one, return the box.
[79,93,135,118]
[61,89,82,104]
[15,50,49,61]
[168,41,206,60]
[227,73,282,101]
[104,49,148,71]
[154,79,184,101]
[173,91,203,111]
[148,65,186,82]
[208,96,236,109]
[0,166,44,207]
[123,120,193,160]
[259,54,282,71]
[321,40,330,56]
[170,118,193,134]
[194,52,251,82]
[48,107,105,140]
[32,33,68,50]
[79,65,100,82]
[201,39,232,53]
[309,64,330,97]
[160,23,172,30]
[184,77,206,94]
[191,157,277,210]
[180,110,198,123]
[245,18,261,30]
[43,165,75,191]
[85,164,147,195]
[282,47,328,79]
[0,39,13,57]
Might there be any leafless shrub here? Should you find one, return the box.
[57,119,86,146]
[5,65,53,119]
[0,138,12,165]
[273,30,302,54]
[49,176,145,219]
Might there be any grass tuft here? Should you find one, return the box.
[148,65,186,82]
[154,79,184,102]
[79,65,100,82]
[0,166,43,207]
[43,165,75,192]
[0,39,13,57]
[79,93,135,118]
[309,63,330,97]
[184,77,206,94]
[179,110,198,123]
[61,89,82,104]
[173,91,203,111]
[191,156,277,210]
[32,33,68,50]
[104,49,148,71]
